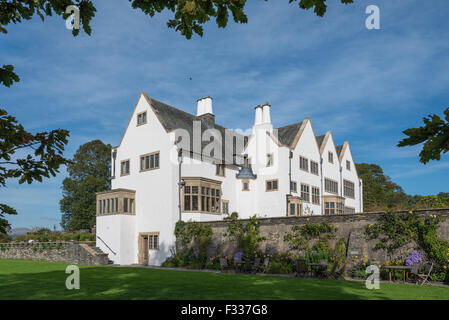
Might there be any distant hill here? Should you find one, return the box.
[8,228,32,238]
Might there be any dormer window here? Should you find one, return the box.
[137,111,147,126]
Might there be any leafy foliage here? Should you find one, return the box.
[60,140,110,231]
[0,109,69,233]
[356,163,410,211]
[225,215,266,258]
[398,108,449,164]
[173,220,212,267]
[365,210,449,264]
[0,65,20,87]
[284,220,337,252]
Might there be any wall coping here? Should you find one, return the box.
[0,241,95,245]
[201,208,449,226]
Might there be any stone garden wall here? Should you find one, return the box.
[0,242,109,265]
[202,208,449,264]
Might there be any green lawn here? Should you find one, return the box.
[0,259,449,300]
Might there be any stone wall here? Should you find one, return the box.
[202,208,449,264]
[0,241,109,265]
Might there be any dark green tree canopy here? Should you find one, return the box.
[60,140,111,231]
[398,108,449,164]
[0,109,69,234]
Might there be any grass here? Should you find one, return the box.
[0,259,449,300]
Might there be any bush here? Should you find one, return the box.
[79,233,95,241]
[225,215,266,259]
[266,253,295,274]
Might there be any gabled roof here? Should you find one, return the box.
[336,145,343,158]
[315,134,326,149]
[142,92,246,163]
[276,122,303,147]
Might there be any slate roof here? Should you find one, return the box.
[276,122,303,147]
[146,95,247,164]
[336,145,343,157]
[315,134,326,149]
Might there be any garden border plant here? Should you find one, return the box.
[284,220,347,268]
[365,209,449,282]
[161,220,213,269]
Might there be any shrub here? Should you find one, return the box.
[225,215,266,258]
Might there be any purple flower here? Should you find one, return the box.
[405,250,423,266]
[234,251,244,259]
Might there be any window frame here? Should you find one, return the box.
[311,186,320,205]
[215,163,226,177]
[242,179,250,191]
[137,111,147,126]
[266,179,279,192]
[140,151,160,172]
[310,160,319,175]
[301,183,310,202]
[120,159,130,176]
[290,180,297,193]
[299,156,309,172]
[182,177,222,214]
[328,151,334,164]
[346,160,351,171]
[343,179,355,199]
[324,177,339,194]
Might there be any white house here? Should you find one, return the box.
[96,91,363,265]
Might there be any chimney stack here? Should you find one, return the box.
[197,96,213,116]
[254,105,263,126]
[262,102,271,124]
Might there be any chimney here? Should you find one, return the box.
[262,102,271,124]
[197,96,213,116]
[197,96,215,126]
[254,105,263,126]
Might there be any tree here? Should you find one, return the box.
[398,108,449,164]
[0,110,69,234]
[60,140,111,231]
[356,163,409,211]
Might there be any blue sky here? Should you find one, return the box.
[1,0,448,229]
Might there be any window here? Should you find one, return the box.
[346,160,351,171]
[266,153,274,167]
[299,156,309,172]
[290,181,297,193]
[311,161,319,175]
[301,184,310,202]
[324,196,344,215]
[242,180,250,191]
[312,187,320,205]
[149,233,159,250]
[123,198,135,213]
[345,206,355,214]
[96,190,135,216]
[140,152,160,171]
[288,196,302,216]
[120,160,130,176]
[182,178,222,213]
[222,200,229,214]
[216,164,225,177]
[328,151,334,164]
[324,202,335,215]
[344,180,355,199]
[266,179,278,192]
[137,111,147,126]
[336,202,344,215]
[325,178,338,194]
